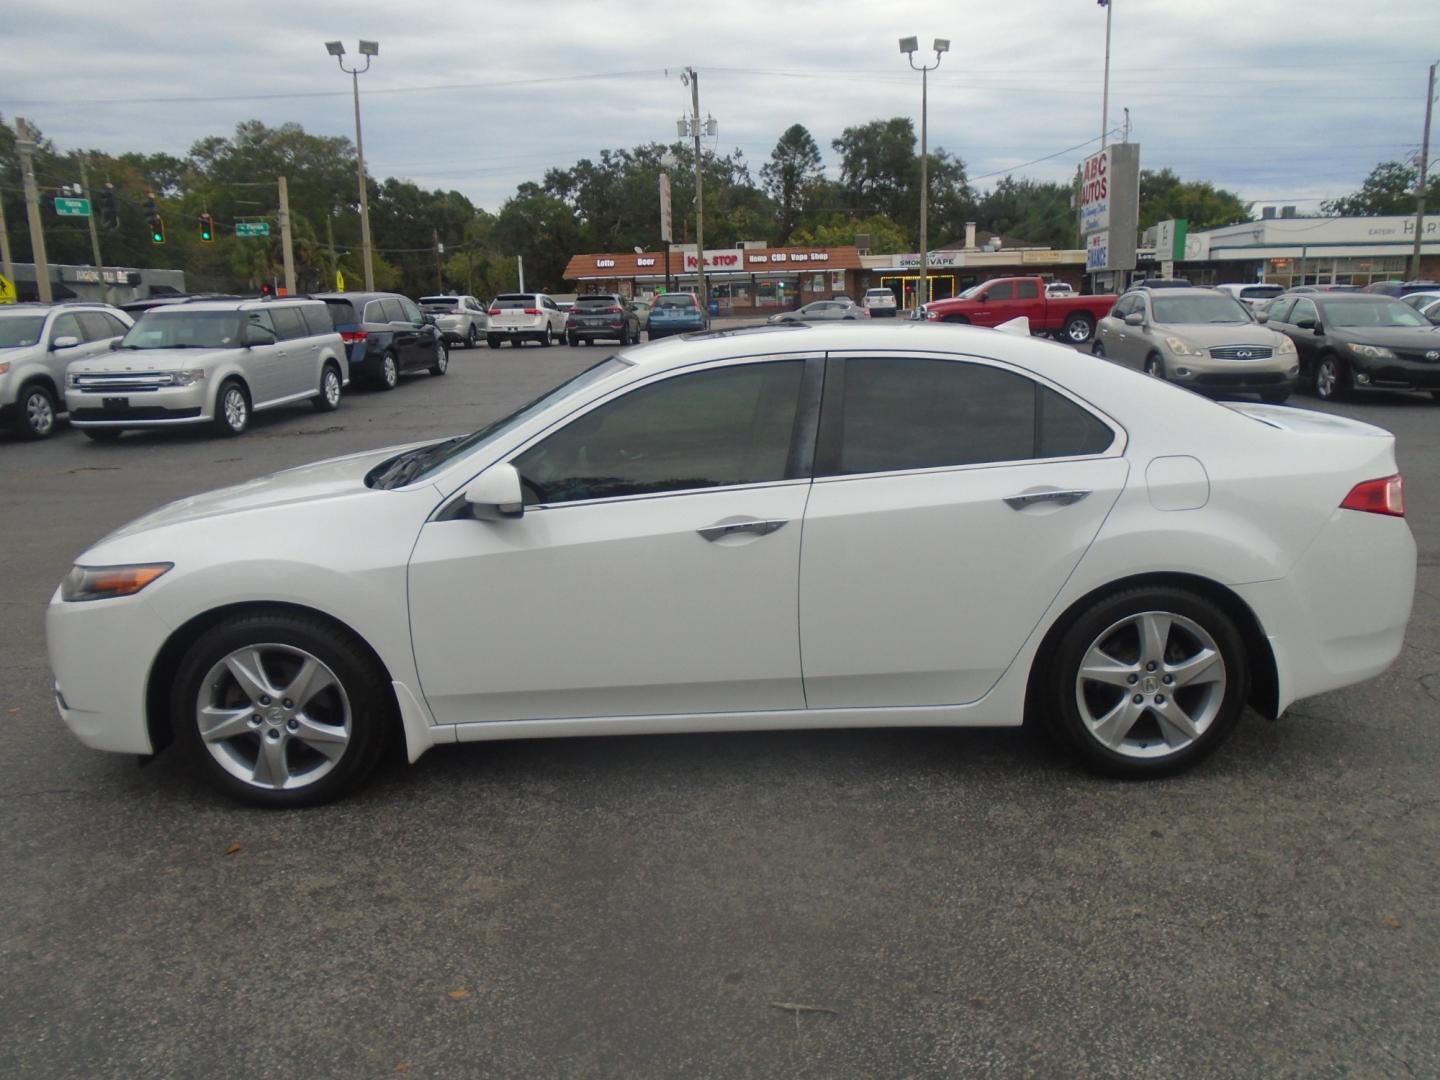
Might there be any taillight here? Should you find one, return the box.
[524,308,541,315]
[340,331,368,344]
[1340,474,1404,517]
[488,308,501,316]
[607,306,623,314]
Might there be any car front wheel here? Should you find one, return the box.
[172,611,394,807]
[13,382,58,439]
[1042,586,1248,777]
[1314,354,1348,401]
[213,379,250,437]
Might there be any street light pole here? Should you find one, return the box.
[1101,0,1113,148]
[326,40,379,291]
[901,37,949,312]
[1412,60,1437,281]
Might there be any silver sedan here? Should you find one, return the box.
[767,299,866,324]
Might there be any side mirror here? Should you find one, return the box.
[423,314,437,326]
[1295,318,1317,331]
[464,463,524,520]
[1254,311,1270,323]
[109,339,123,351]
[1124,312,1144,327]
[51,335,80,351]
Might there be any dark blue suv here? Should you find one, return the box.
[311,292,448,390]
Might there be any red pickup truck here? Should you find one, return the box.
[923,276,1117,344]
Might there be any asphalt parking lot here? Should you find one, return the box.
[2,334,1437,1078]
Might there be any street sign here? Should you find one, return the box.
[55,197,91,217]
[336,270,345,292]
[0,274,15,304]
[659,173,673,243]
[236,222,271,238]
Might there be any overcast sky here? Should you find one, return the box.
[5,0,1438,219]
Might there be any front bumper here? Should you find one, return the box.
[1348,353,1440,391]
[66,383,209,427]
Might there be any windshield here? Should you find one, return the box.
[655,295,696,308]
[1240,286,1282,300]
[0,315,46,349]
[1152,296,1251,324]
[372,357,632,488]
[120,310,245,349]
[1327,301,1432,328]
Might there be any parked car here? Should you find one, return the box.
[1094,288,1298,402]
[117,293,243,316]
[310,292,448,389]
[1418,297,1440,323]
[65,299,347,440]
[1215,283,1284,308]
[566,294,642,346]
[1400,290,1440,314]
[486,293,567,347]
[767,298,865,324]
[1263,291,1440,400]
[646,292,709,339]
[1129,278,1192,289]
[419,295,489,349]
[923,275,1117,344]
[1362,280,1440,298]
[0,301,133,439]
[631,299,652,329]
[47,321,1415,806]
[1045,282,1075,297]
[1284,284,1361,294]
[862,287,899,317]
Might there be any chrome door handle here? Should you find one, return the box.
[698,518,788,541]
[1003,489,1092,510]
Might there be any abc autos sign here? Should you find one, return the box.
[1079,143,1140,274]
[1080,148,1111,234]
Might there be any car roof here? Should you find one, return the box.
[147,299,324,314]
[1128,287,1231,300]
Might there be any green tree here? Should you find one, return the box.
[761,124,823,245]
[830,117,973,246]
[1139,168,1251,232]
[1322,159,1440,216]
[789,213,909,253]
[494,182,581,291]
[974,176,1076,248]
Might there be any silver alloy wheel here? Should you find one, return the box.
[1074,610,1227,759]
[1066,317,1092,344]
[322,368,341,406]
[195,643,352,790]
[222,385,247,431]
[382,354,398,387]
[1316,358,1336,399]
[1145,356,1163,378]
[25,388,55,436]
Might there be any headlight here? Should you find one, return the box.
[1163,335,1206,357]
[61,562,173,603]
[1349,344,1395,359]
[0,362,10,375]
[171,370,204,386]
[1275,335,1297,354]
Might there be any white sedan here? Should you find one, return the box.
[47,322,1416,806]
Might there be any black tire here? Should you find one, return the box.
[377,351,399,391]
[487,335,500,350]
[1144,353,1167,381]
[1313,353,1349,401]
[12,382,58,440]
[1040,585,1249,778]
[171,610,394,808]
[465,325,478,349]
[1063,313,1096,344]
[540,327,553,348]
[1092,342,1106,358]
[311,363,343,412]
[567,332,579,347]
[83,427,123,443]
[428,342,449,376]
[212,379,250,437]
[1259,388,1291,404]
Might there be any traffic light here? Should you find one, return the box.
[99,186,118,229]
[199,212,214,243]
[151,216,166,245]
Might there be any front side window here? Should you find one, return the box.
[50,313,84,343]
[1266,298,1295,324]
[399,298,424,325]
[1289,299,1318,326]
[513,361,805,505]
[381,299,408,323]
[986,282,1014,301]
[819,357,1112,476]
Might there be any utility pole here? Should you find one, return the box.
[75,154,103,270]
[517,254,524,293]
[15,118,52,303]
[434,228,443,292]
[0,189,14,289]
[1412,60,1437,281]
[1101,0,1114,148]
[326,213,337,289]
[682,67,707,309]
[277,175,297,297]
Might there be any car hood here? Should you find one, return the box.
[1153,322,1285,347]
[68,347,239,375]
[99,440,440,542]
[1328,325,1440,348]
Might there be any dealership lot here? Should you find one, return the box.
[2,341,1437,1076]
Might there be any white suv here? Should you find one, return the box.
[66,299,348,440]
[862,287,899,317]
[0,302,134,439]
[486,293,567,348]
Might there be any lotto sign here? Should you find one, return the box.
[1080,148,1110,234]
[1087,232,1109,272]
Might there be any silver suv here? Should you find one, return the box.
[65,299,348,440]
[1094,287,1300,403]
[419,294,488,348]
[0,302,133,439]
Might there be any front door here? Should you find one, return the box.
[799,352,1128,708]
[408,356,819,724]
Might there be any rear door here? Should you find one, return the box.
[241,310,284,403]
[799,352,1127,708]
[268,305,317,396]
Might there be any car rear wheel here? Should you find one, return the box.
[1042,586,1248,777]
[487,335,500,349]
[540,327,553,347]
[1063,313,1096,344]
[213,379,250,437]
[311,363,342,412]
[465,325,478,349]
[1092,342,1106,358]
[377,351,399,390]
[13,382,58,439]
[172,611,394,807]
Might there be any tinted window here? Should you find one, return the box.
[322,299,361,327]
[420,297,462,311]
[986,282,1014,301]
[575,296,621,309]
[50,313,84,343]
[380,299,408,323]
[300,305,334,337]
[655,295,697,308]
[245,310,277,345]
[822,357,1110,476]
[361,301,387,324]
[269,306,308,341]
[1016,280,1039,300]
[1240,286,1282,300]
[398,298,424,324]
[491,296,534,310]
[513,361,804,505]
[77,312,121,341]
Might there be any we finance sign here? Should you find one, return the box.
[1080,148,1111,234]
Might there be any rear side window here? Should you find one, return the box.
[819,357,1112,476]
[269,306,308,341]
[1016,280,1039,300]
[78,312,123,341]
[513,361,805,504]
[301,305,334,337]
